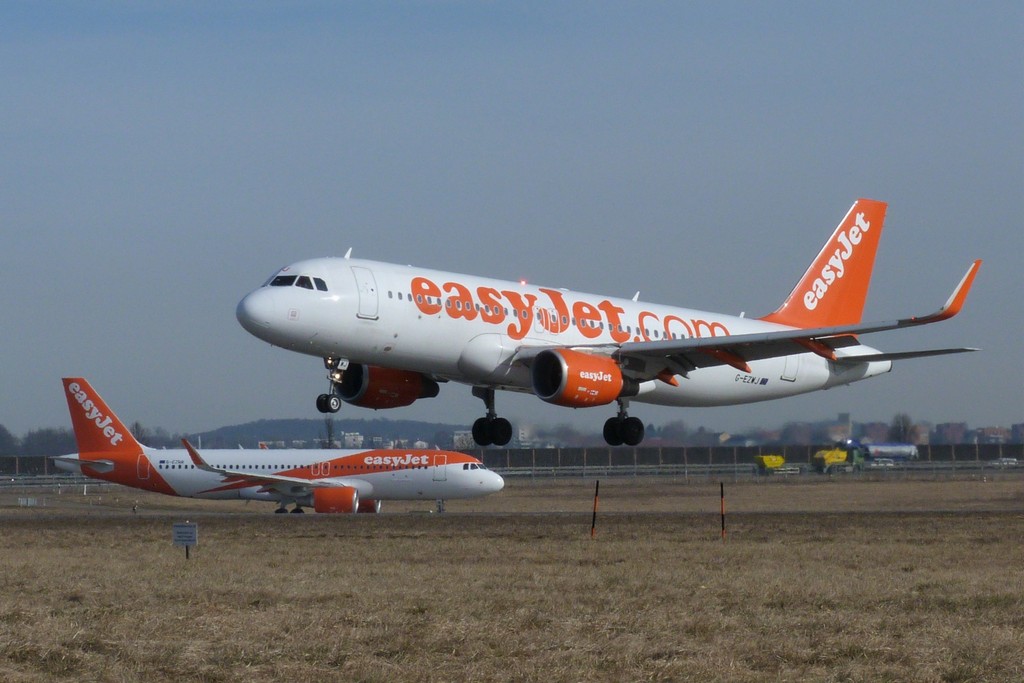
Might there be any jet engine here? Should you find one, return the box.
[337,364,440,409]
[312,486,359,513]
[357,498,382,514]
[531,349,638,407]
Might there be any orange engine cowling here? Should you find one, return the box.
[312,486,359,513]
[338,364,440,409]
[532,349,637,407]
[357,499,381,514]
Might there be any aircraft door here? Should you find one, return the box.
[136,454,151,480]
[432,453,447,481]
[781,354,800,382]
[351,267,379,320]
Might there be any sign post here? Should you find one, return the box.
[720,482,726,541]
[172,521,198,559]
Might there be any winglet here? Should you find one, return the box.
[182,438,216,472]
[911,260,982,324]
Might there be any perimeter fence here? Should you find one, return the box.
[469,443,1024,478]
[0,443,1021,478]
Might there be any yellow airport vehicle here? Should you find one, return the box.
[812,440,867,474]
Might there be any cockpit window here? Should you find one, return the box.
[270,275,297,287]
[267,274,330,291]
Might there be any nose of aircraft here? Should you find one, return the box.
[236,288,276,336]
[486,470,505,493]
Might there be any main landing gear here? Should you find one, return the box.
[471,387,512,447]
[316,357,346,414]
[275,503,305,514]
[603,400,645,446]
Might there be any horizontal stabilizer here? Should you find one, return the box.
[834,347,980,364]
[51,455,115,473]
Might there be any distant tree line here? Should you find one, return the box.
[0,411,1017,456]
[0,422,184,457]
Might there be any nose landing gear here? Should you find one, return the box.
[316,357,347,414]
[316,393,341,413]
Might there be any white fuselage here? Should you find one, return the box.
[55,446,504,504]
[237,257,891,407]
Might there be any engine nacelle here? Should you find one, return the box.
[532,349,638,407]
[312,486,359,513]
[337,364,440,409]
[357,498,382,514]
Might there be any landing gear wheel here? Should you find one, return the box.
[491,417,512,446]
[603,417,624,446]
[274,507,288,514]
[470,387,513,447]
[472,417,493,446]
[472,416,513,447]
[621,416,645,446]
[290,507,305,514]
[317,393,341,413]
[603,400,646,447]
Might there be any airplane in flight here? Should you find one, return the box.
[54,378,504,513]
[236,199,981,447]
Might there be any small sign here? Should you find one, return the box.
[172,522,198,548]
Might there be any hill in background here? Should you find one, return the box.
[194,417,468,450]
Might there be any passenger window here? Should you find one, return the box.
[270,275,297,287]
[314,278,328,291]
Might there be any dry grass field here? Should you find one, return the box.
[2,475,1023,682]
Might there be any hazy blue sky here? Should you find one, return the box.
[2,2,1021,438]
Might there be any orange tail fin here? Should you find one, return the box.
[63,378,142,456]
[761,198,887,328]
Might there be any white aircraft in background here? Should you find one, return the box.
[54,378,503,513]
[236,199,980,447]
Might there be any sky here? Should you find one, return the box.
[2,2,1021,439]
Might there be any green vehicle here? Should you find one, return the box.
[812,440,867,474]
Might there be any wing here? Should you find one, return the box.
[181,440,373,497]
[512,260,981,378]
[51,455,115,473]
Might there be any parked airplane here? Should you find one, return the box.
[236,199,980,447]
[54,378,504,513]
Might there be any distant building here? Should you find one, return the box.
[934,422,968,444]
[859,422,889,444]
[976,426,1010,444]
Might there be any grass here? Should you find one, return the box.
[1,475,1023,681]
